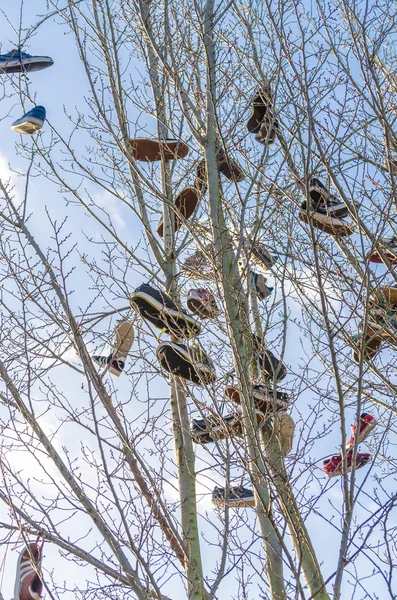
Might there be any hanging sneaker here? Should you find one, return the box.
[212,485,255,507]
[251,272,273,300]
[346,414,377,450]
[92,354,125,377]
[190,410,244,444]
[129,138,189,162]
[186,289,220,319]
[370,286,397,309]
[157,187,200,237]
[300,208,354,236]
[130,283,201,337]
[274,413,295,455]
[367,236,397,264]
[225,384,289,412]
[217,148,245,182]
[246,85,274,133]
[156,342,216,385]
[307,178,348,218]
[254,117,279,145]
[0,49,53,74]
[244,240,278,271]
[352,328,383,363]
[323,452,371,477]
[14,542,43,600]
[257,349,287,382]
[11,106,46,135]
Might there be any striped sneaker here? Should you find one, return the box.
[212,485,255,507]
[92,354,125,377]
[14,543,43,600]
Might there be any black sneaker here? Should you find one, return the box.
[212,485,255,507]
[225,385,289,412]
[92,354,125,377]
[301,178,348,218]
[252,339,287,382]
[190,411,243,444]
[156,342,216,385]
[130,283,201,337]
[246,86,274,134]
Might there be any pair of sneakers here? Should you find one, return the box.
[323,414,376,477]
[246,85,279,145]
[130,283,216,386]
[300,178,354,236]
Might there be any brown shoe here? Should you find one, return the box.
[275,413,295,455]
[157,187,200,237]
[129,138,189,162]
[352,326,383,362]
[14,543,43,600]
[195,151,245,185]
[299,211,355,236]
[247,86,274,133]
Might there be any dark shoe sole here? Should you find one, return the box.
[156,342,216,385]
[157,187,200,237]
[130,291,201,337]
[129,138,189,162]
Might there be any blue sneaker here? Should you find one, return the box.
[0,49,53,74]
[251,272,273,300]
[244,239,278,271]
[11,106,46,135]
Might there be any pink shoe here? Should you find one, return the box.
[14,543,43,600]
[346,413,377,450]
[186,289,220,319]
[323,452,371,478]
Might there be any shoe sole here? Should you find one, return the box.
[187,297,219,319]
[191,416,243,443]
[157,342,216,386]
[212,496,255,507]
[130,290,201,337]
[157,187,200,237]
[0,58,53,74]
[346,419,377,450]
[129,138,189,162]
[11,116,44,134]
[225,386,289,412]
[367,250,397,264]
[299,211,354,236]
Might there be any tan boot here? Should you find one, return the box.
[275,413,295,455]
[114,319,134,362]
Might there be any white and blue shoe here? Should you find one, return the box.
[0,49,53,74]
[251,272,273,300]
[11,106,46,135]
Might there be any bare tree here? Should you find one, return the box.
[0,0,397,599]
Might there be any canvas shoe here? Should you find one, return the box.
[352,329,383,363]
[246,85,274,133]
[0,49,53,74]
[156,342,216,385]
[244,240,278,271]
[251,272,273,300]
[157,187,200,237]
[212,485,255,507]
[256,349,287,382]
[186,288,220,319]
[323,452,371,477]
[274,413,295,455]
[190,410,244,444]
[92,354,125,377]
[225,384,289,412]
[130,283,201,337]
[14,542,43,600]
[346,414,377,450]
[129,138,189,162]
[254,117,279,145]
[367,236,397,264]
[307,178,348,218]
[11,106,46,135]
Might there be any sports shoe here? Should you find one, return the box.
[217,148,245,182]
[129,138,189,162]
[256,348,287,382]
[212,485,255,507]
[307,178,348,218]
[346,414,377,450]
[186,289,220,319]
[157,187,200,237]
[254,117,279,145]
[190,410,243,444]
[246,86,274,133]
[225,384,289,412]
[92,354,125,377]
[156,342,216,385]
[0,49,54,74]
[11,106,46,134]
[323,452,371,477]
[130,283,201,337]
[14,542,43,600]
[244,240,278,271]
[274,413,295,455]
[367,236,397,264]
[251,272,273,300]
[299,208,354,236]
[352,328,383,362]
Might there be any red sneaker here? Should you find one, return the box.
[346,413,377,450]
[14,543,43,600]
[323,452,371,477]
